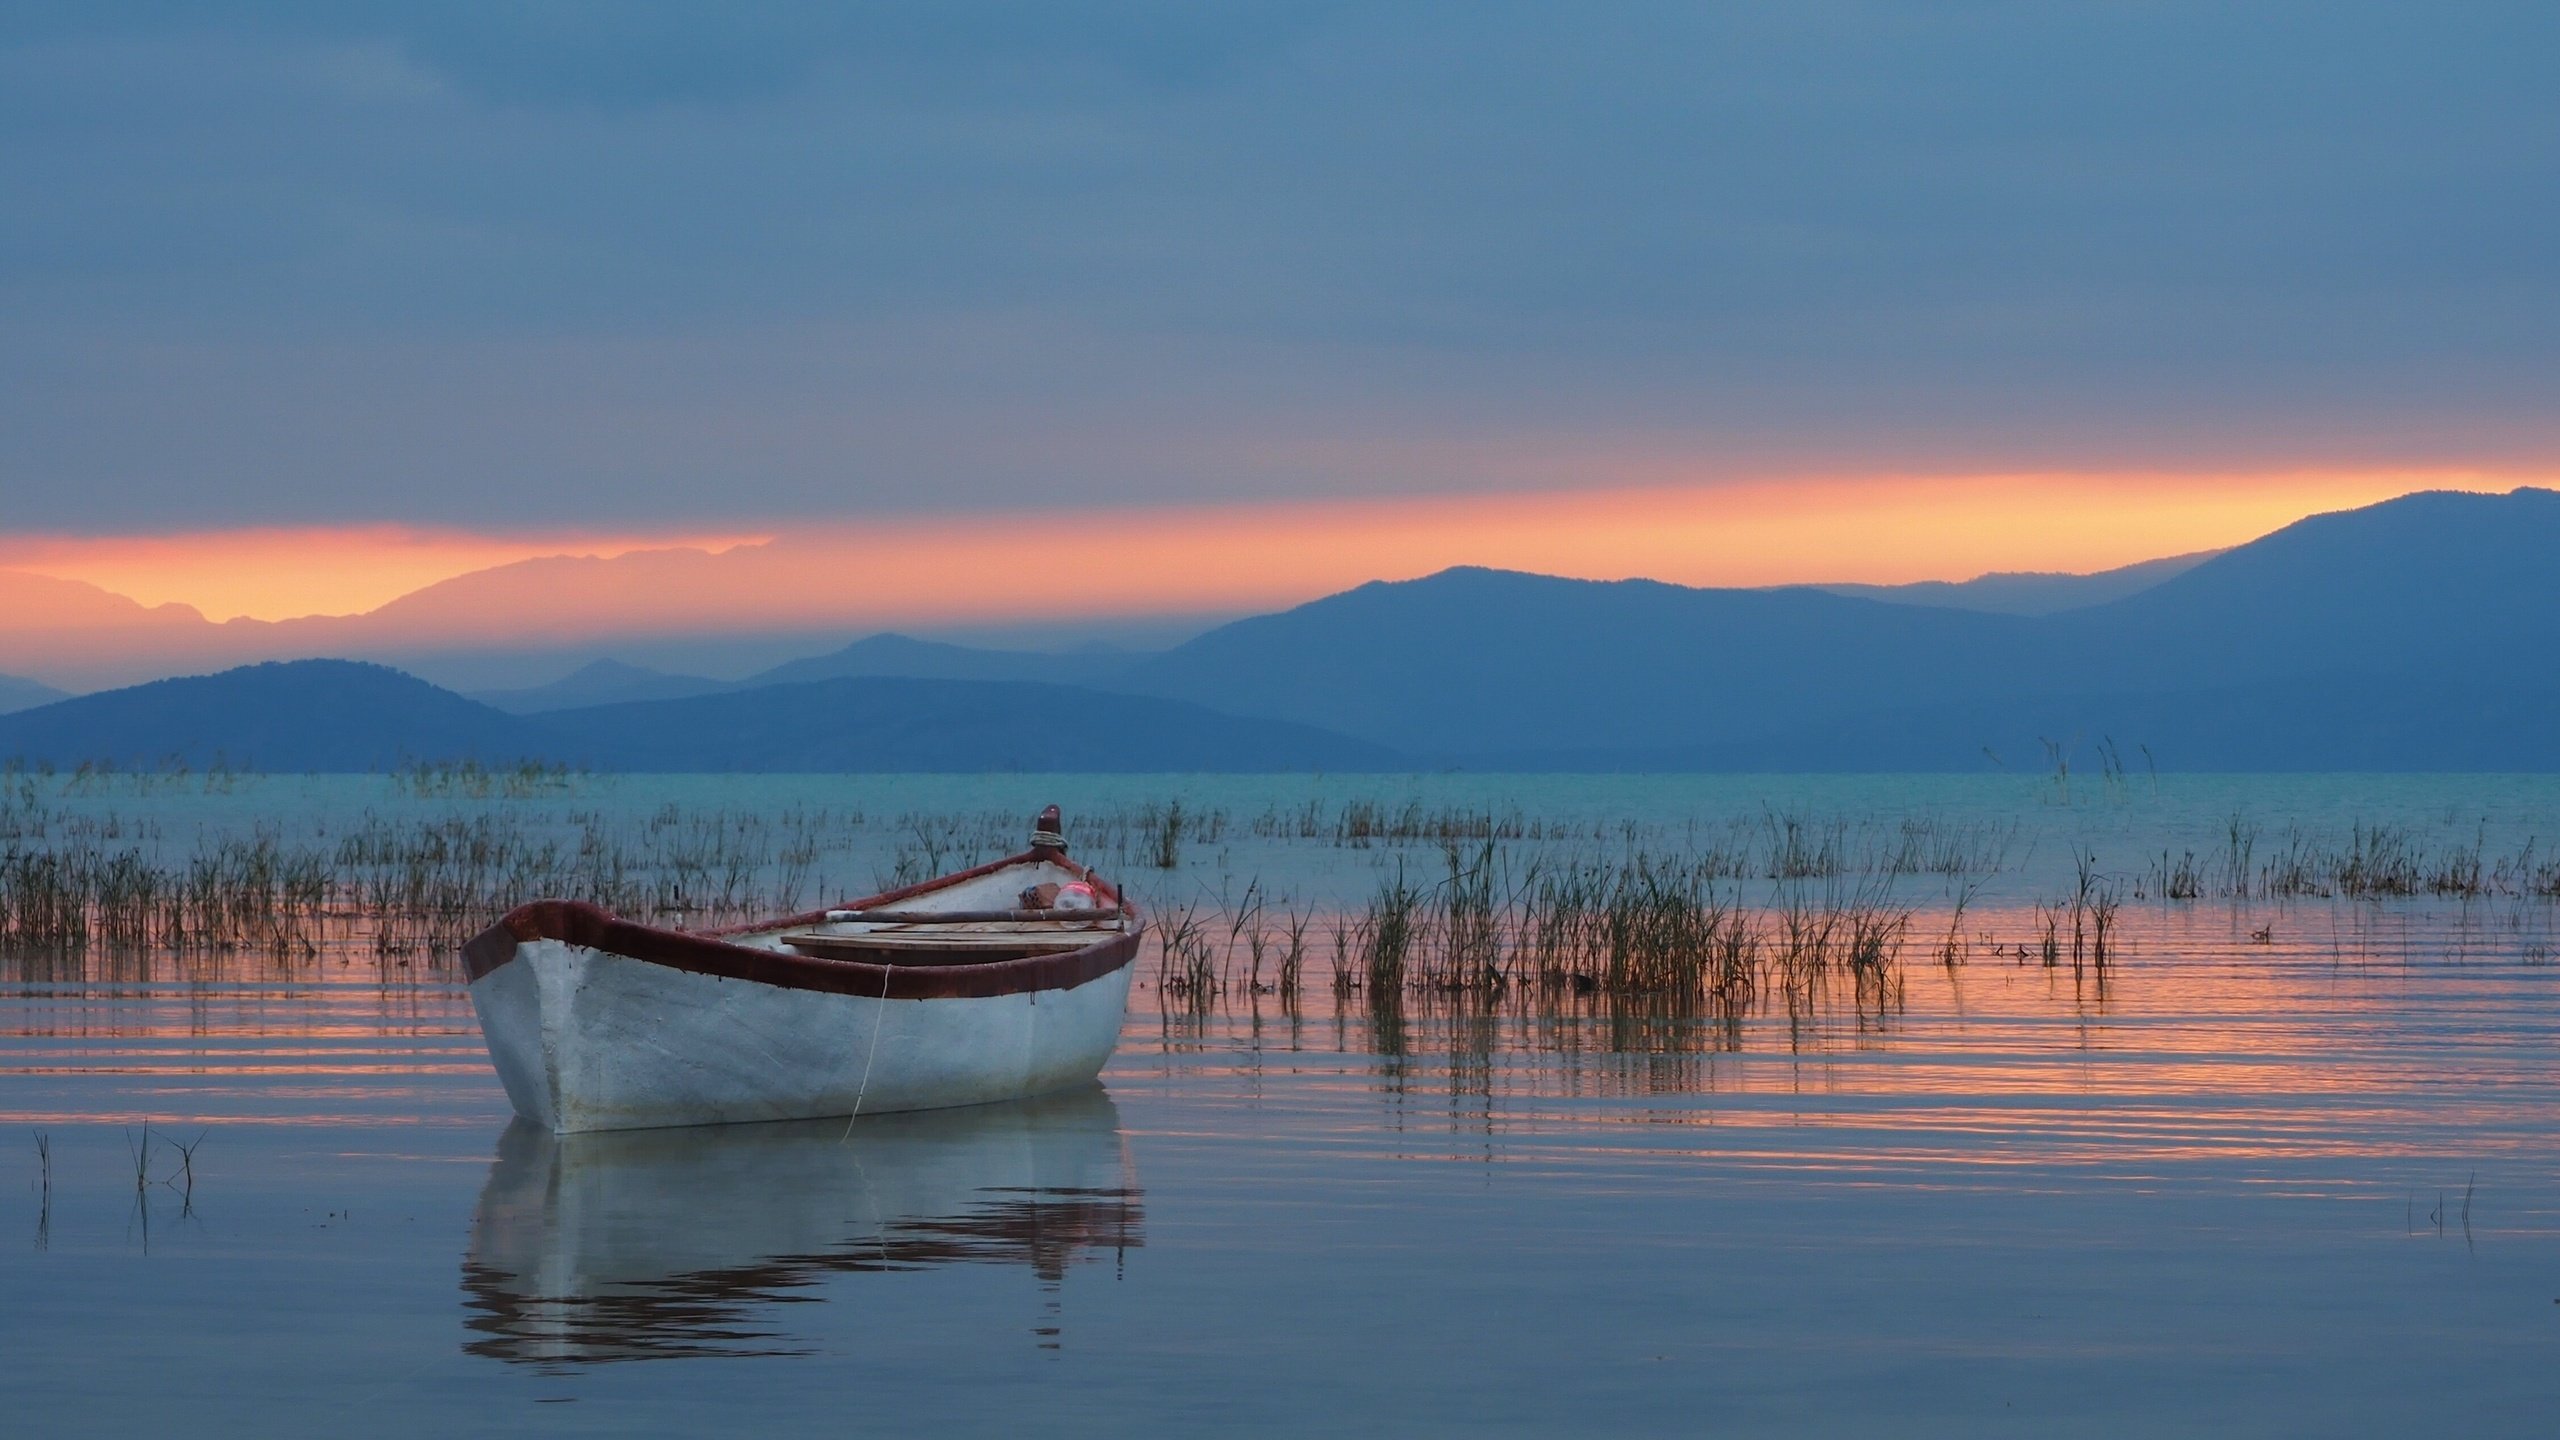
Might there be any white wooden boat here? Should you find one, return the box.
[462,806,1142,1134]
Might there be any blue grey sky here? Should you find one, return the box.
[4,2,2555,532]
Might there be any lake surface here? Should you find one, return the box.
[4,774,2557,1435]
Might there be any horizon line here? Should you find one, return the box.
[0,471,2539,692]
[2,468,2531,623]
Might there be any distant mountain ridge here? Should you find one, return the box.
[469,637,1145,715]
[0,661,537,772]
[1118,568,2038,757]
[2,488,2552,771]
[541,676,1401,772]
[744,633,1143,689]
[0,508,2238,692]
[2050,487,2560,687]
[0,673,72,715]
[0,538,1189,692]
[0,660,1408,773]
[1112,487,2560,770]
[472,659,732,714]
[1812,550,2218,615]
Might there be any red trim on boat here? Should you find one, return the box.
[459,847,1142,1001]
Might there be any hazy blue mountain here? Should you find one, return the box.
[743,633,1144,688]
[1122,568,2041,757]
[0,673,69,715]
[1121,488,2560,770]
[471,659,732,714]
[9,489,2552,772]
[535,677,1405,773]
[1812,551,2217,615]
[0,660,1405,773]
[0,540,1202,693]
[0,661,546,771]
[2054,487,2560,689]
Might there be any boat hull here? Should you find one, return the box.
[469,935,1137,1134]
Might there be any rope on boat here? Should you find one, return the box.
[845,806,1059,1141]
[840,959,892,1143]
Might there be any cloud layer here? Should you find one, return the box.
[5,3,2556,533]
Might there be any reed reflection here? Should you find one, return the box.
[460,1087,1141,1369]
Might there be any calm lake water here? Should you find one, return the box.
[4,774,2557,1435]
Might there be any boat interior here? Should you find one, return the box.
[752,855,1129,968]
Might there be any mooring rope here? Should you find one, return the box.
[840,960,892,1142]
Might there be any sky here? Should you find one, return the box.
[3,3,2556,638]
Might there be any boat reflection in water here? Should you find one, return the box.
[460,1087,1141,1367]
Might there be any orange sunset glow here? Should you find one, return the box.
[0,470,2519,641]
[0,525,774,622]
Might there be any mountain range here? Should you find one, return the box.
[1106,488,2560,769]
[0,662,1398,773]
[1810,550,2218,615]
[1,488,2553,771]
[0,529,2229,694]
[0,673,69,716]
[467,635,1144,714]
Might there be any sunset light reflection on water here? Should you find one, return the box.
[4,785,2557,1435]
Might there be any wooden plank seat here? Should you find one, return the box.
[825,906,1126,925]
[778,930,1110,966]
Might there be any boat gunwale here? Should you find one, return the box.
[460,846,1144,1002]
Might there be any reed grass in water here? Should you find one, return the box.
[7,769,2558,988]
